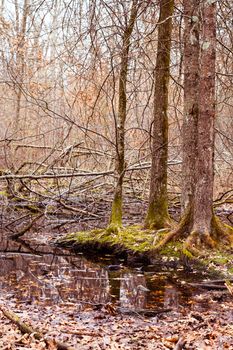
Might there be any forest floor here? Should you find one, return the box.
[0,195,233,349]
[0,290,232,349]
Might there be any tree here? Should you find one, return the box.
[14,0,30,132]
[188,0,217,246]
[153,0,232,253]
[108,0,140,232]
[144,0,174,229]
[180,0,199,219]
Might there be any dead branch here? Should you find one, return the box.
[225,281,233,295]
[58,199,100,218]
[174,337,186,350]
[10,213,44,239]
[189,282,228,290]
[0,161,181,181]
[0,304,76,350]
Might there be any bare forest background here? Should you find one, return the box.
[0,0,232,224]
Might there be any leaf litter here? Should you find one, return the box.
[0,290,232,350]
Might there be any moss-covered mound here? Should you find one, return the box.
[57,225,187,266]
[56,225,233,275]
[57,226,154,264]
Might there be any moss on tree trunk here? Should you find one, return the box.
[151,0,233,254]
[109,1,139,231]
[144,0,174,229]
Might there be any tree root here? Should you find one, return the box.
[106,223,123,235]
[152,209,191,251]
[151,211,232,256]
[212,216,233,246]
[183,230,216,256]
[145,215,175,231]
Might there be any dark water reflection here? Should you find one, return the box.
[0,237,206,311]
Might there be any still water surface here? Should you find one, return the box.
[0,237,207,311]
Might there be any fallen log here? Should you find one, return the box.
[117,307,172,317]
[189,279,233,291]
[0,305,76,350]
[189,283,227,290]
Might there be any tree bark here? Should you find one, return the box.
[144,0,174,229]
[15,0,29,133]
[191,0,216,236]
[109,0,139,231]
[183,0,222,251]
[153,0,232,252]
[181,0,200,218]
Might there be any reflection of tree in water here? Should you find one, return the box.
[163,285,179,308]
[0,238,110,307]
[119,273,147,309]
[0,238,195,310]
[108,271,120,303]
[145,275,166,309]
[146,274,193,309]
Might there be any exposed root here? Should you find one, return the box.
[106,223,122,235]
[153,228,180,250]
[212,216,233,246]
[151,205,233,256]
[152,209,191,251]
[152,228,170,245]
[183,231,199,256]
[144,216,172,231]
[183,230,216,256]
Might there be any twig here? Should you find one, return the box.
[225,280,233,295]
[174,337,186,350]
[189,283,227,290]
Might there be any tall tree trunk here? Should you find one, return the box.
[15,0,29,133]
[181,0,220,251]
[191,0,216,237]
[181,0,200,218]
[144,0,174,229]
[108,0,139,231]
[152,0,232,252]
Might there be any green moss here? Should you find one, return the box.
[0,190,8,196]
[58,225,184,258]
[159,241,183,257]
[197,249,233,276]
[106,223,121,234]
[109,195,122,227]
[57,225,233,276]
[212,256,229,264]
[206,250,232,265]
[58,225,155,253]
[144,197,170,230]
[182,247,194,259]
